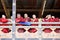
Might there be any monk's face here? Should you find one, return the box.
[24,14,28,18]
[47,15,51,19]
[32,15,36,19]
[45,15,48,18]
[2,15,6,18]
[17,14,21,18]
[52,16,55,18]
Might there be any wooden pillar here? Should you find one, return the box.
[1,0,10,18]
[39,0,46,18]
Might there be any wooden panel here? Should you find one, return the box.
[45,0,55,9]
[16,0,37,9]
[54,0,60,9]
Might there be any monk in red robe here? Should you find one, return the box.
[47,15,56,26]
[42,15,48,22]
[24,13,31,22]
[1,15,8,23]
[16,14,24,26]
[16,14,24,23]
[42,15,52,26]
[42,15,49,26]
[31,14,38,26]
[21,13,31,26]
[0,15,10,26]
[48,16,55,22]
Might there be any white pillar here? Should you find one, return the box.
[12,0,16,40]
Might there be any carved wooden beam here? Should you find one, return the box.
[39,0,47,18]
[1,0,10,18]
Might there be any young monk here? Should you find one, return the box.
[42,15,48,22]
[16,13,24,26]
[1,15,8,23]
[42,15,55,26]
[42,15,51,26]
[22,13,31,26]
[0,15,11,26]
[31,14,38,22]
[48,16,55,22]
[24,13,31,22]
[46,15,55,26]
[16,13,24,23]
[31,14,38,26]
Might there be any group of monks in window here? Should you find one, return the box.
[16,13,38,26]
[0,14,60,33]
[0,14,60,23]
[0,13,38,26]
